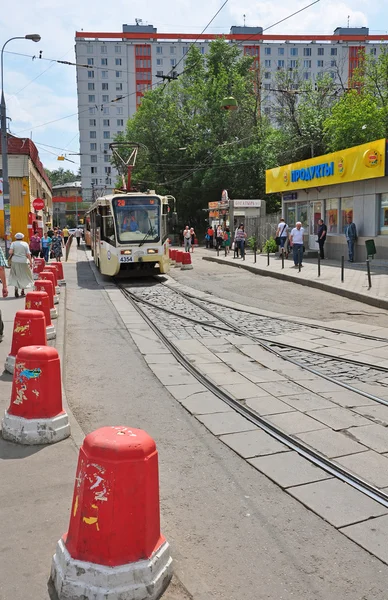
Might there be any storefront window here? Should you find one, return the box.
[341,198,353,233]
[285,204,296,227]
[326,198,339,234]
[297,203,308,233]
[380,194,388,235]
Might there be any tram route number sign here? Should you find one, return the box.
[120,256,133,263]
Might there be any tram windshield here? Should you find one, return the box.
[112,196,160,244]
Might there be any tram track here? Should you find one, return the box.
[117,280,388,509]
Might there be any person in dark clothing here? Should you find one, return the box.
[317,219,327,259]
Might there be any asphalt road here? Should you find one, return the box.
[64,252,388,600]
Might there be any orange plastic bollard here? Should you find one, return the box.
[51,261,65,284]
[181,251,193,270]
[43,265,60,294]
[33,257,45,280]
[175,250,183,268]
[1,345,70,445]
[170,248,177,266]
[51,426,172,600]
[4,310,47,374]
[25,291,55,339]
[40,271,59,304]
[35,279,58,319]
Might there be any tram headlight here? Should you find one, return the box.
[121,249,132,255]
[147,248,158,254]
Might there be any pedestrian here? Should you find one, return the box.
[275,218,289,258]
[41,232,52,262]
[29,231,41,258]
[47,225,54,238]
[62,226,69,246]
[317,219,327,259]
[345,214,357,262]
[207,226,214,248]
[8,233,34,298]
[0,245,8,298]
[234,223,247,260]
[223,227,231,254]
[51,231,64,261]
[183,226,191,252]
[74,226,82,247]
[190,227,195,253]
[289,221,305,267]
[216,225,223,250]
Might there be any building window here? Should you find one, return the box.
[170,58,176,66]
[101,58,108,66]
[115,58,122,66]
[341,198,353,232]
[103,131,110,139]
[91,155,97,163]
[303,60,311,69]
[264,83,271,90]
[285,204,296,228]
[103,119,110,126]
[89,107,96,115]
[105,167,111,174]
[103,107,110,114]
[278,47,285,55]
[200,47,205,54]
[290,47,298,56]
[156,58,163,66]
[156,46,162,54]
[317,47,324,56]
[104,155,110,162]
[326,198,339,233]
[116,71,122,78]
[117,119,124,126]
[264,59,271,67]
[303,48,312,57]
[104,143,109,151]
[331,60,337,67]
[170,46,176,54]
[87,58,94,66]
[371,47,377,56]
[88,95,95,102]
[92,178,98,184]
[289,60,297,69]
[156,70,163,77]
[115,45,121,54]
[303,72,310,80]
[89,119,96,126]
[116,83,123,91]
[90,131,96,139]
[90,143,97,151]
[331,47,337,56]
[380,194,388,234]
[264,47,271,55]
[264,107,271,115]
[101,45,107,54]
[116,107,123,114]
[264,72,271,79]
[182,47,188,55]
[102,94,109,102]
[102,71,108,79]
[87,45,94,54]
[317,60,324,67]
[88,83,95,90]
[87,71,94,78]
[91,167,97,174]
[277,60,285,68]
[102,83,108,90]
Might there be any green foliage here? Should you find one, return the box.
[45,168,78,187]
[247,236,257,250]
[66,216,76,228]
[263,236,278,254]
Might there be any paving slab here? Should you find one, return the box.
[130,332,170,354]
[288,479,388,528]
[306,407,372,430]
[222,382,269,400]
[174,339,209,353]
[166,383,207,400]
[179,391,231,415]
[209,371,252,385]
[186,353,222,365]
[345,424,388,453]
[236,367,286,384]
[299,379,344,394]
[196,411,258,435]
[199,362,234,374]
[341,514,388,565]
[321,390,376,408]
[249,451,332,488]
[275,368,318,381]
[259,380,308,397]
[266,411,327,434]
[148,364,198,386]
[281,392,336,412]
[246,395,295,415]
[335,450,388,488]
[295,428,368,459]
[219,429,289,459]
[144,353,180,365]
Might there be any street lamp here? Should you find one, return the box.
[1,34,41,257]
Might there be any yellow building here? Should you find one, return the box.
[0,135,52,241]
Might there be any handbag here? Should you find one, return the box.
[231,241,235,250]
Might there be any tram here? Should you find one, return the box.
[85,190,175,276]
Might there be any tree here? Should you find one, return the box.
[45,168,79,187]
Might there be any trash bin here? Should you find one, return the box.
[365,239,376,258]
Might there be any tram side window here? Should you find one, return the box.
[100,209,116,245]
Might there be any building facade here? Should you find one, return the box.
[266,139,388,260]
[75,24,388,202]
[52,181,83,228]
[0,135,52,242]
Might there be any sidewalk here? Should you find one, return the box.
[200,247,388,309]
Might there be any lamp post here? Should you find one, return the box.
[1,34,41,257]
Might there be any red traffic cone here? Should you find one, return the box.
[181,251,193,270]
[50,261,65,285]
[25,291,55,339]
[169,248,176,265]
[43,265,60,295]
[175,250,183,268]
[1,345,70,445]
[33,257,45,280]
[51,426,172,599]
[35,279,58,320]
[40,271,59,305]
[4,310,47,374]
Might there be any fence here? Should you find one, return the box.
[244,213,281,251]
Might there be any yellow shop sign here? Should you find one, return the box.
[266,139,387,194]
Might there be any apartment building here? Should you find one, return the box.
[75,24,388,201]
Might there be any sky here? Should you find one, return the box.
[0,0,386,175]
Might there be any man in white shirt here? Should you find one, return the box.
[289,221,305,267]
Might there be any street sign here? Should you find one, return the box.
[33,198,45,210]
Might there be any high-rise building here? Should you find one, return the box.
[75,24,388,201]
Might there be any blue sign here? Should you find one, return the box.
[291,162,334,183]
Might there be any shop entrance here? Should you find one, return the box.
[309,201,323,249]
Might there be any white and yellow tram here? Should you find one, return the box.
[85,190,174,276]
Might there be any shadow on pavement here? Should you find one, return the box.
[0,434,48,460]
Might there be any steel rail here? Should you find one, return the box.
[118,284,388,509]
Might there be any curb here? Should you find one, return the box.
[202,255,388,311]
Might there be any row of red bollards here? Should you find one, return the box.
[169,247,193,270]
[2,258,173,599]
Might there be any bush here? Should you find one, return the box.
[263,236,278,254]
[247,236,257,250]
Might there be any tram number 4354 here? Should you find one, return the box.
[120,256,133,263]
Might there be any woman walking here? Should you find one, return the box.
[51,231,64,261]
[8,233,34,298]
[234,224,247,260]
[40,232,52,262]
[223,228,231,254]
[190,227,195,253]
